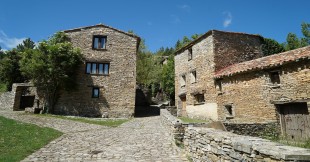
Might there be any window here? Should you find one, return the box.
[180,75,186,87]
[188,48,192,61]
[224,104,234,119]
[86,62,109,75]
[92,87,100,98]
[269,71,280,84]
[191,71,197,83]
[93,36,107,49]
[215,79,223,93]
[194,94,205,104]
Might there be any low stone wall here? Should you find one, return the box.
[160,109,310,161]
[224,122,280,139]
[160,109,184,143]
[164,106,177,116]
[184,127,310,161]
[0,92,14,110]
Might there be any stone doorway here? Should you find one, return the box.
[277,102,310,141]
[20,96,35,110]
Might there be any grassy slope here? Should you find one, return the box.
[0,116,63,162]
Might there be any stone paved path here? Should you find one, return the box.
[0,110,188,162]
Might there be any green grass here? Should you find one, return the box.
[0,83,7,94]
[36,114,130,127]
[0,116,63,162]
[178,117,209,123]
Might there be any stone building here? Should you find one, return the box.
[174,29,310,140]
[53,24,140,118]
[215,46,310,140]
[174,30,264,121]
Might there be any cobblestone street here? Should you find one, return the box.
[0,110,188,162]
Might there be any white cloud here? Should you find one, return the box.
[0,30,26,49]
[223,11,233,28]
[178,4,191,12]
[170,14,181,24]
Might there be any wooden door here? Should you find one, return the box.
[180,96,187,116]
[279,102,310,141]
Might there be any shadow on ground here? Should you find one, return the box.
[134,106,160,117]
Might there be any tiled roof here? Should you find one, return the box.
[215,46,310,78]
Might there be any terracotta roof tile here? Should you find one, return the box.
[214,46,310,78]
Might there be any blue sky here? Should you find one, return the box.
[0,0,309,52]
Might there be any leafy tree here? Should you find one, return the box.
[0,46,4,59]
[0,50,26,90]
[0,38,36,90]
[161,55,175,100]
[301,22,310,47]
[20,32,83,113]
[285,33,301,50]
[16,38,35,52]
[262,38,285,56]
[182,36,191,45]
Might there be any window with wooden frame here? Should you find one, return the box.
[86,62,109,75]
[92,87,100,98]
[188,48,193,61]
[93,36,107,49]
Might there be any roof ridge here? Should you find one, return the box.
[62,23,140,40]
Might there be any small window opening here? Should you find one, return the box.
[215,79,223,93]
[92,87,100,98]
[194,94,205,104]
[225,104,234,119]
[181,75,186,87]
[269,71,280,84]
[188,48,192,61]
[191,71,197,83]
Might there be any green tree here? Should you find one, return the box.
[161,55,175,100]
[285,33,301,50]
[301,22,310,47]
[262,38,285,56]
[20,32,83,113]
[0,50,26,90]
[0,38,36,90]
[16,38,35,52]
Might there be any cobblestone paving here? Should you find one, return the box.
[0,110,188,162]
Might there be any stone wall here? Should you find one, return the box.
[224,122,280,139]
[0,91,14,110]
[160,109,310,161]
[184,127,310,161]
[174,30,264,121]
[213,30,263,71]
[175,35,217,120]
[160,109,184,143]
[54,25,139,118]
[217,60,310,123]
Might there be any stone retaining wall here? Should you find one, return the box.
[160,109,184,143]
[160,109,310,161]
[224,122,280,139]
[0,91,14,110]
